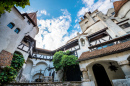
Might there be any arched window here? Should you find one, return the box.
[14,28,20,34]
[7,22,15,29]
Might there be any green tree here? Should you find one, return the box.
[53,51,64,71]
[53,50,79,80]
[0,0,30,16]
[11,53,25,71]
[0,66,17,84]
[0,53,25,84]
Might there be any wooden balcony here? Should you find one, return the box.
[88,34,130,51]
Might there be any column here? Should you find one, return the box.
[118,60,130,78]
[80,68,90,82]
[30,64,36,82]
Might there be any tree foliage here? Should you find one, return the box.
[0,0,30,16]
[53,50,78,71]
[0,53,25,84]
[0,66,17,84]
[11,53,25,71]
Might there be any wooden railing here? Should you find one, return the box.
[88,34,130,51]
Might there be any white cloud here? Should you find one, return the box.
[77,7,89,17]
[98,0,113,13]
[82,0,95,7]
[20,9,35,13]
[77,0,113,18]
[41,10,47,15]
[75,19,78,23]
[74,24,80,29]
[37,10,50,17]
[74,0,113,32]
[35,9,78,50]
[20,9,49,17]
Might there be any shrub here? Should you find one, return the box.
[53,50,79,81]
[0,53,25,84]
[0,66,17,84]
[11,53,25,71]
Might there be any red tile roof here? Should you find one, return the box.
[78,41,130,62]
[113,0,129,17]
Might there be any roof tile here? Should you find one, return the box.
[78,41,130,61]
[27,12,37,25]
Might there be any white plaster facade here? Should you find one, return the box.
[0,1,130,86]
[76,1,130,86]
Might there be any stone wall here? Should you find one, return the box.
[0,50,13,66]
[5,81,82,86]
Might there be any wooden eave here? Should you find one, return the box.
[13,6,25,19]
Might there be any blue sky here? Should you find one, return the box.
[17,0,114,50]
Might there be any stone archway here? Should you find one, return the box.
[127,55,130,62]
[33,73,44,82]
[92,64,112,86]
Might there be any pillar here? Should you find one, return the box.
[118,60,130,78]
[0,50,13,67]
[30,64,36,82]
[80,68,90,82]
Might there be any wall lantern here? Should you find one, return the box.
[80,38,85,46]
[108,62,118,72]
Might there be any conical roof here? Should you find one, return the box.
[27,12,37,25]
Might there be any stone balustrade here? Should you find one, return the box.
[42,76,52,82]
[4,81,82,86]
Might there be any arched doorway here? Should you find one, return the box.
[93,64,112,86]
[35,78,43,82]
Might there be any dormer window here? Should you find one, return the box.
[27,20,31,25]
[14,28,20,34]
[111,12,115,15]
[7,22,15,29]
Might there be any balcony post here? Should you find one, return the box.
[80,68,90,82]
[118,60,130,78]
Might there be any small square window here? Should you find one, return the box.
[27,20,30,25]
[111,12,115,15]
[14,28,20,34]
[7,22,15,29]
[119,22,130,29]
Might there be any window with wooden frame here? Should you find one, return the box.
[85,21,88,24]
[87,28,113,50]
[119,22,130,29]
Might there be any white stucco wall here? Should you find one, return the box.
[22,58,63,82]
[79,50,130,69]
[87,61,125,86]
[117,1,130,19]
[0,7,38,54]
[79,50,130,86]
